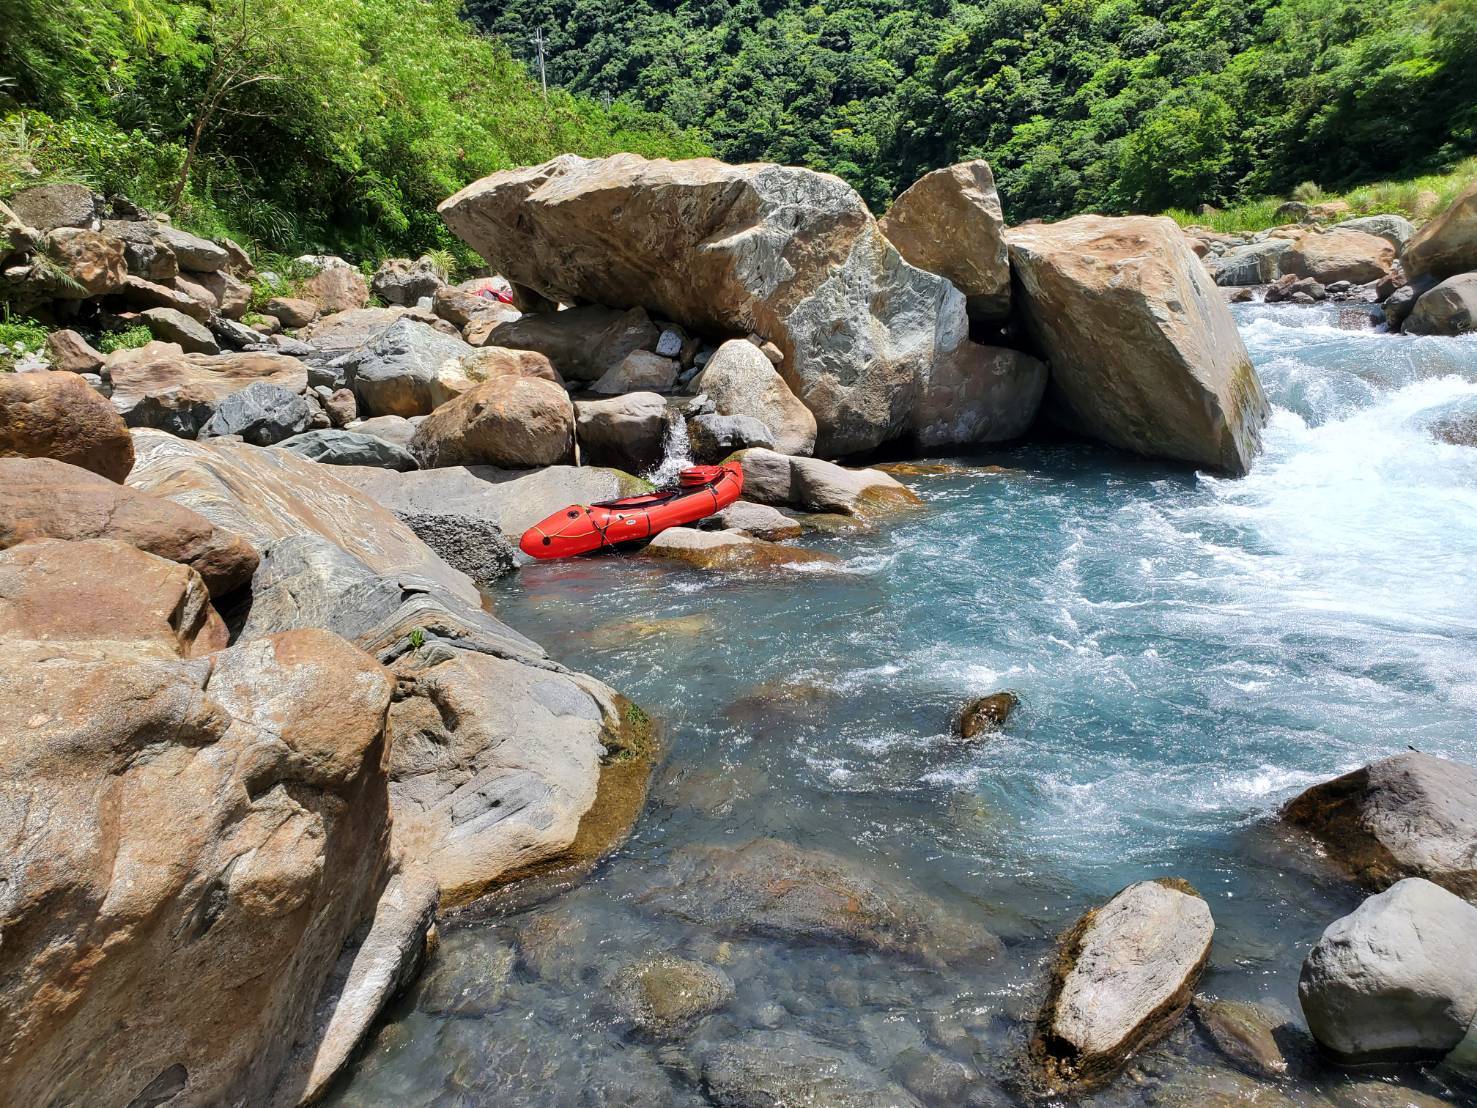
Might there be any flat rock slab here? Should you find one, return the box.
[1034,878,1214,1093]
[640,526,837,571]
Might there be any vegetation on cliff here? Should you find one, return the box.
[0,0,707,257]
[473,0,1477,216]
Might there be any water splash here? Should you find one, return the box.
[643,408,692,486]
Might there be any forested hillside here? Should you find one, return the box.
[472,0,1477,216]
[0,0,706,256]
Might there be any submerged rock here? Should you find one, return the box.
[1192,995,1292,1078]
[609,954,734,1036]
[643,837,1001,966]
[957,691,1019,739]
[703,1030,925,1108]
[1032,878,1214,1093]
[1008,215,1267,475]
[733,447,922,517]
[640,526,837,571]
[1281,751,1477,899]
[412,932,516,1017]
[0,368,134,480]
[1299,878,1477,1064]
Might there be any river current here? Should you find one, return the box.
[333,304,1477,1106]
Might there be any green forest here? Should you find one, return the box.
[473,0,1477,217]
[0,0,705,257]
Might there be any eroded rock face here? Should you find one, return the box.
[695,339,817,456]
[439,153,973,455]
[108,343,309,438]
[409,375,575,469]
[43,227,126,297]
[1404,180,1477,281]
[878,159,1011,325]
[0,369,134,480]
[1033,878,1214,1093]
[703,1030,925,1108]
[910,342,1046,449]
[642,837,1001,966]
[1282,752,1477,900]
[1299,878,1477,1064]
[0,564,404,1107]
[0,457,257,596]
[1008,215,1267,475]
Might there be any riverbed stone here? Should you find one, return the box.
[372,256,446,306]
[707,500,802,541]
[1280,229,1396,285]
[592,348,679,394]
[1299,878,1477,1064]
[644,837,1001,966]
[688,412,775,462]
[1403,273,1477,337]
[1210,239,1292,286]
[575,391,668,473]
[199,380,313,445]
[439,153,977,455]
[108,344,309,437]
[1335,215,1416,252]
[0,368,134,480]
[337,318,475,417]
[1032,878,1214,1093]
[733,447,922,517]
[879,158,1011,324]
[1282,751,1477,900]
[1007,214,1267,475]
[958,691,1019,739]
[142,306,219,354]
[297,306,406,354]
[413,933,516,1018]
[0,456,257,595]
[409,375,575,469]
[156,225,228,272]
[430,346,562,408]
[1404,180,1477,280]
[477,304,659,382]
[695,339,817,455]
[1192,995,1291,1078]
[117,274,209,320]
[302,263,370,315]
[640,526,837,571]
[610,955,734,1036]
[703,1030,925,1108]
[277,428,419,470]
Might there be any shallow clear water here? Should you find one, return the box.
[334,305,1477,1106]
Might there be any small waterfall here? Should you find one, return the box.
[644,409,693,486]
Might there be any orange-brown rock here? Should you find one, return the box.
[958,691,1020,739]
[428,345,563,407]
[0,369,134,480]
[1406,180,1477,281]
[409,374,575,469]
[42,227,126,297]
[303,264,371,314]
[0,457,258,595]
[107,342,308,436]
[1279,229,1395,285]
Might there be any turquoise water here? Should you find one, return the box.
[334,305,1477,1106]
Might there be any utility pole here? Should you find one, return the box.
[531,26,548,101]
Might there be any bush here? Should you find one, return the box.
[0,313,49,370]
[96,324,153,354]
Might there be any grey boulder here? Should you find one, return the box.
[155,225,229,273]
[337,318,474,417]
[1403,273,1477,337]
[1299,878,1477,1064]
[688,412,774,463]
[199,382,312,446]
[693,339,816,456]
[277,429,418,471]
[575,392,668,474]
[141,307,218,355]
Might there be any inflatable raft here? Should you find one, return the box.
[519,463,744,559]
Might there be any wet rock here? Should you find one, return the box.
[1008,215,1267,475]
[641,526,838,571]
[0,456,257,596]
[277,428,418,470]
[141,306,219,354]
[1193,995,1291,1078]
[703,1030,925,1108]
[0,537,227,657]
[911,341,1047,449]
[1280,230,1395,285]
[409,375,575,468]
[1403,273,1477,337]
[479,304,659,382]
[610,955,734,1035]
[8,182,98,231]
[879,158,1011,324]
[575,391,668,473]
[372,256,446,306]
[413,932,515,1017]
[264,295,319,329]
[337,317,474,417]
[592,348,679,394]
[1032,878,1214,1093]
[108,344,309,437]
[688,412,775,463]
[895,1046,973,1104]
[695,338,817,455]
[155,225,228,272]
[734,447,922,517]
[958,691,1019,739]
[42,227,126,297]
[707,499,802,541]
[515,913,589,985]
[302,263,369,315]
[1299,878,1477,1064]
[0,369,134,480]
[44,329,106,374]
[199,381,312,445]
[644,837,1001,966]
[1281,751,1477,899]
[439,153,973,455]
[1404,180,1477,280]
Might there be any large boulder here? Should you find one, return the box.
[297,307,406,354]
[1335,214,1416,252]
[141,306,219,354]
[688,412,775,462]
[704,1030,924,1108]
[42,227,126,297]
[1279,229,1396,285]
[641,837,1000,967]
[1404,180,1477,281]
[409,375,575,469]
[1210,240,1291,286]
[103,219,178,281]
[0,457,257,595]
[733,447,922,517]
[349,413,421,450]
[371,256,446,306]
[1282,752,1477,899]
[7,182,98,231]
[0,537,226,657]
[155,225,228,272]
[1032,878,1214,1093]
[878,159,1011,324]
[428,345,561,408]
[575,392,668,473]
[302,263,370,315]
[590,349,678,394]
[1403,273,1477,337]
[199,381,313,445]
[909,342,1046,448]
[117,274,210,321]
[108,343,309,437]
[337,318,475,417]
[278,428,419,471]
[640,526,837,571]
[1299,878,1477,1064]
[438,153,977,455]
[694,339,817,455]
[1007,215,1267,475]
[481,304,658,382]
[0,369,134,480]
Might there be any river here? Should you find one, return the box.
[332,303,1477,1106]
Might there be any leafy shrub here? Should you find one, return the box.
[1291,181,1326,202]
[96,324,153,354]
[0,313,49,370]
